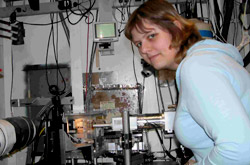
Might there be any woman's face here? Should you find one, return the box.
[131,20,179,70]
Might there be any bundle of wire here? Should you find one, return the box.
[0,20,19,41]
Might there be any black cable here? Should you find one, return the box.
[115,0,132,37]
[35,90,71,121]
[72,0,95,25]
[144,129,151,152]
[85,42,97,112]
[115,3,126,37]
[169,137,172,151]
[95,8,99,23]
[56,15,59,88]
[44,14,67,96]
[175,4,180,14]
[0,27,11,33]
[185,0,192,19]
[69,7,94,25]
[43,111,50,163]
[65,8,84,25]
[131,42,138,84]
[50,14,59,89]
[199,0,204,19]
[70,8,85,16]
[137,83,143,114]
[84,11,95,24]
[213,0,223,41]
[50,14,67,95]
[141,77,145,113]
[191,1,198,18]
[174,80,179,105]
[147,123,176,161]
[243,51,250,67]
[126,0,131,17]
[59,12,70,47]
[31,116,47,164]
[115,7,125,20]
[85,9,99,112]
[126,0,132,17]
[157,76,165,113]
[18,0,94,26]
[221,0,234,41]
[16,13,71,26]
[10,47,14,116]
[45,23,53,89]
[66,0,96,25]
[32,104,53,164]
[154,75,161,113]
[167,80,174,105]
[232,1,239,45]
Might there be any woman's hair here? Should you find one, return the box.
[125,0,203,64]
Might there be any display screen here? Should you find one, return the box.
[95,23,116,39]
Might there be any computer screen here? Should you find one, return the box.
[93,22,119,42]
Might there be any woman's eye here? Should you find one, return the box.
[136,42,142,48]
[148,34,155,39]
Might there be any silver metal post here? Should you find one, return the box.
[122,110,131,165]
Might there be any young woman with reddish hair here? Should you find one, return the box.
[125,0,250,164]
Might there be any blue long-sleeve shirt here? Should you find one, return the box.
[174,39,250,164]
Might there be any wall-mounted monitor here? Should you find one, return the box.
[93,22,119,43]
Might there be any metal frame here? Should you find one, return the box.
[0,0,98,18]
[0,0,208,18]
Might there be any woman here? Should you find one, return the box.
[124,0,250,164]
